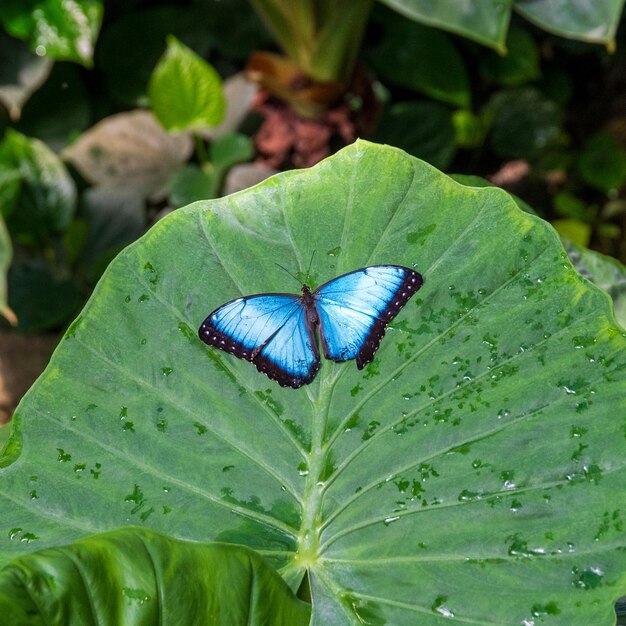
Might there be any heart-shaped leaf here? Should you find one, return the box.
[148,36,226,132]
[62,110,193,201]
[0,526,310,625]
[2,142,626,624]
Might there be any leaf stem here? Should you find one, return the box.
[194,132,210,167]
[295,374,335,566]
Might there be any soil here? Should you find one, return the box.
[0,329,59,425]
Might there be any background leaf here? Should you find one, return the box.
[0,215,16,326]
[148,35,226,132]
[576,132,626,193]
[210,133,254,172]
[563,239,626,330]
[488,87,562,159]
[372,101,456,169]
[379,0,512,51]
[168,164,217,208]
[95,6,203,107]
[7,258,81,333]
[369,6,471,108]
[0,30,53,121]
[0,526,311,625]
[515,0,626,48]
[0,129,76,244]
[1,142,626,624]
[0,0,103,66]
[479,26,541,85]
[13,62,90,152]
[62,110,193,201]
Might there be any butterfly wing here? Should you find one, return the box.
[314,265,423,369]
[198,294,320,388]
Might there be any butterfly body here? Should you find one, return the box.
[199,265,423,388]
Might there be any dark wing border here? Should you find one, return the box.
[198,293,321,389]
[331,266,424,369]
[252,309,321,389]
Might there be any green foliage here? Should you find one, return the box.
[452,109,487,148]
[211,133,254,172]
[370,7,470,108]
[96,7,204,107]
[563,239,626,329]
[488,88,563,158]
[12,63,90,151]
[0,30,52,121]
[148,36,226,132]
[380,0,512,51]
[249,0,374,83]
[169,133,254,207]
[7,258,82,333]
[576,132,626,192]
[479,27,541,85]
[552,217,592,247]
[0,527,311,625]
[515,0,625,49]
[0,129,76,244]
[0,215,15,325]
[0,0,103,66]
[2,143,626,623]
[169,165,217,208]
[372,101,456,168]
[380,0,624,51]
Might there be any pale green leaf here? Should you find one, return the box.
[148,36,226,132]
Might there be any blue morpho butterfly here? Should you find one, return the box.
[198,264,423,389]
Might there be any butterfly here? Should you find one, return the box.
[198,265,423,389]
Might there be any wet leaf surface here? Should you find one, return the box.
[1,142,626,624]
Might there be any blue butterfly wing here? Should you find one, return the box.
[198,294,320,388]
[314,265,423,369]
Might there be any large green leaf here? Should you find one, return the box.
[0,0,103,66]
[2,142,626,624]
[0,526,310,625]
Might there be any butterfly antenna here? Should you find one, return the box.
[275,262,302,286]
[306,250,316,283]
